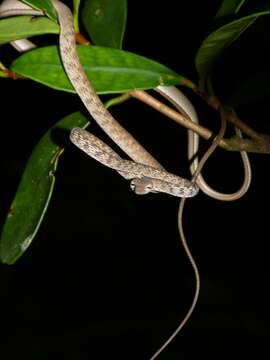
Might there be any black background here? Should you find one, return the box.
[1,0,270,359]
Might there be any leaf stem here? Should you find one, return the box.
[0,61,8,77]
[105,93,131,109]
[0,60,6,71]
[73,0,81,33]
[75,32,91,45]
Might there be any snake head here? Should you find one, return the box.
[170,182,199,198]
[130,177,156,195]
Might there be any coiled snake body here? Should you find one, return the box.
[0,1,252,359]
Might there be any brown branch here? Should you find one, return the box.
[223,134,270,154]
[130,90,270,155]
[193,87,261,141]
[4,69,25,80]
[75,32,91,45]
[227,110,261,141]
[130,90,212,139]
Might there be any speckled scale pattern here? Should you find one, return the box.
[51,1,199,198]
[70,128,199,198]
[0,0,198,198]
[54,1,162,169]
[52,2,199,198]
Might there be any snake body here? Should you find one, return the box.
[54,0,162,170]
[156,86,252,200]
[0,1,252,359]
[0,0,251,200]
[0,0,201,198]
[70,127,198,197]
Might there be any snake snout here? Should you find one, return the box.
[186,183,199,198]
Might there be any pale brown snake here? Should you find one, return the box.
[0,1,252,359]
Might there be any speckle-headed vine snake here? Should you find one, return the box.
[0,0,252,359]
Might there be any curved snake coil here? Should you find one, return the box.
[0,1,252,359]
[0,0,200,198]
[70,127,198,197]
[0,0,251,200]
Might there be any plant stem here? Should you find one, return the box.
[75,32,90,45]
[130,90,270,154]
[0,60,6,71]
[192,86,261,141]
[73,0,81,33]
[105,93,131,109]
[130,90,212,139]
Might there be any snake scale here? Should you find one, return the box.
[0,0,201,198]
[0,1,252,359]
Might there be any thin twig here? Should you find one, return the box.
[227,110,261,140]
[130,90,212,139]
[75,32,91,45]
[130,89,270,154]
[193,87,261,141]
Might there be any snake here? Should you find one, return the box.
[70,127,198,197]
[0,0,252,359]
[0,0,252,200]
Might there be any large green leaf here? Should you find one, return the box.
[195,10,270,90]
[22,0,57,21]
[214,0,246,21]
[11,45,185,93]
[0,112,89,265]
[0,16,59,45]
[82,0,127,49]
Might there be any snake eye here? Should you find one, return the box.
[145,183,153,192]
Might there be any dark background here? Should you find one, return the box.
[1,0,270,359]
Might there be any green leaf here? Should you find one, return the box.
[73,0,81,33]
[82,0,127,49]
[0,16,59,45]
[11,45,185,93]
[214,0,246,21]
[22,0,57,22]
[195,10,270,90]
[0,112,89,265]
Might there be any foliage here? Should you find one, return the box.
[0,0,269,263]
